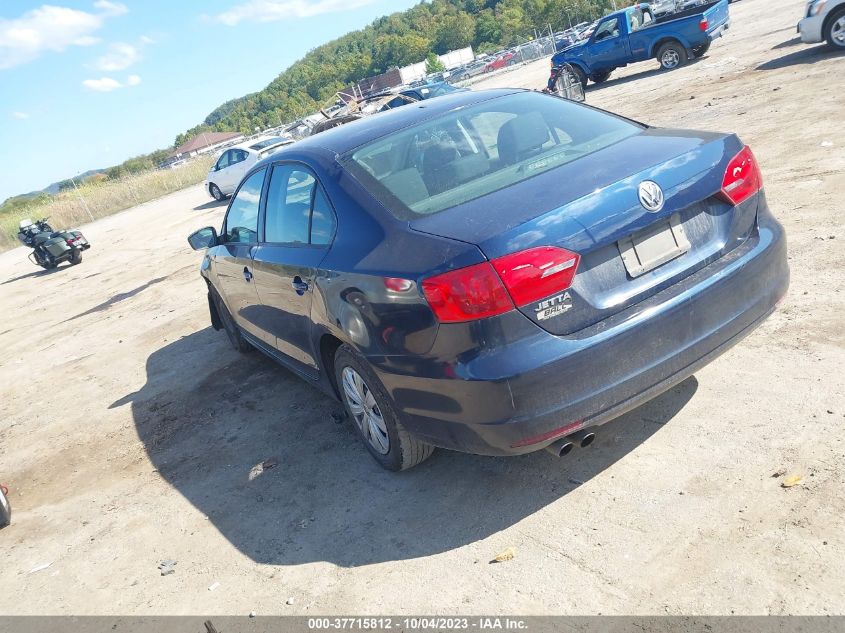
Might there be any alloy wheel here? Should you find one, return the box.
[341,367,390,454]
[833,16,845,46]
[662,49,680,69]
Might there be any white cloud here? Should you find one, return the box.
[139,35,156,45]
[214,0,374,26]
[83,76,123,92]
[93,42,139,71]
[93,1,129,17]
[0,2,126,70]
[82,73,141,91]
[11,111,30,119]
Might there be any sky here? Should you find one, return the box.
[0,0,420,201]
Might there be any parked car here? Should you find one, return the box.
[379,82,465,110]
[798,0,845,49]
[205,136,294,200]
[187,89,788,471]
[485,52,516,72]
[550,0,731,86]
[454,60,488,81]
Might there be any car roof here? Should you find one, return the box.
[271,88,522,158]
[230,135,291,152]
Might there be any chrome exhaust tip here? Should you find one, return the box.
[544,438,575,458]
[570,429,596,448]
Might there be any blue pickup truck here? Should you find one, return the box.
[549,0,731,87]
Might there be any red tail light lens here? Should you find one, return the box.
[422,247,581,322]
[719,146,762,206]
[699,17,709,31]
[492,246,580,308]
[421,262,514,323]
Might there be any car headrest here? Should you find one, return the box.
[497,111,551,165]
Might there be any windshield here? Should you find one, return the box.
[343,92,641,219]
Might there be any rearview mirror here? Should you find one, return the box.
[188,226,218,250]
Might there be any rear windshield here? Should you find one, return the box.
[250,137,288,150]
[343,92,641,219]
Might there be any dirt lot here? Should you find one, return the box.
[1,0,843,616]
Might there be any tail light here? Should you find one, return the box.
[719,146,762,206]
[699,17,709,31]
[421,246,580,323]
[421,262,513,323]
[492,246,580,307]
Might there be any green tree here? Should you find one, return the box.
[425,52,446,74]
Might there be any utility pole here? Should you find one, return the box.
[70,174,94,222]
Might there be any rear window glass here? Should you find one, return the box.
[250,137,288,150]
[343,92,641,219]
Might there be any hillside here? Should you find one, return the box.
[175,0,612,144]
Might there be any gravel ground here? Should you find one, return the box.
[0,0,843,616]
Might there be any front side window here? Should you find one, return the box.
[223,168,266,243]
[264,165,336,246]
[215,151,231,171]
[344,92,640,219]
[594,18,620,41]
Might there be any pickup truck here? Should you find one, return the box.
[549,0,731,87]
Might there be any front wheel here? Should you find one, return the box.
[826,8,845,49]
[657,42,687,70]
[571,65,588,88]
[334,345,434,471]
[590,70,611,84]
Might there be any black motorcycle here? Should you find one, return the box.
[0,483,9,529]
[17,218,90,270]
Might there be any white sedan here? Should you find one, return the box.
[205,136,294,200]
[798,0,845,49]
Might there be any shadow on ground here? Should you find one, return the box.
[1,265,67,285]
[757,44,845,70]
[114,328,698,567]
[194,199,228,211]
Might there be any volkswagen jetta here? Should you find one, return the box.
[188,89,788,471]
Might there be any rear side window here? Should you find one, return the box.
[223,168,266,243]
[264,164,336,246]
[344,92,640,219]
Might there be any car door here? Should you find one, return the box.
[212,167,268,338]
[211,150,232,188]
[250,163,336,377]
[586,16,627,72]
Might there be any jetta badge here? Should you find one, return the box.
[638,180,665,213]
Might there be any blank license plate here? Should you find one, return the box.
[618,214,690,278]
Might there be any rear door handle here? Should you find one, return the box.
[292,277,309,294]
[243,267,253,282]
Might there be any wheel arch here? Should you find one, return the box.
[650,36,688,58]
[822,4,845,41]
[318,332,345,400]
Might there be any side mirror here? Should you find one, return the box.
[188,226,218,251]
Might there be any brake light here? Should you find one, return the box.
[421,246,581,322]
[699,17,709,31]
[492,246,580,308]
[421,262,514,323]
[719,146,762,206]
[383,277,413,292]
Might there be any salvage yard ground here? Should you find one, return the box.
[1,0,843,615]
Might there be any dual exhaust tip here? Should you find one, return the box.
[544,429,596,458]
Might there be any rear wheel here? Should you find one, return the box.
[657,41,687,70]
[69,250,82,265]
[334,344,434,471]
[212,289,252,353]
[209,183,225,201]
[826,8,845,49]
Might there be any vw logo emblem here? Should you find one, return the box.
[638,180,665,213]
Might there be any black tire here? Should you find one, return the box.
[0,485,10,529]
[657,41,687,70]
[825,7,845,50]
[334,344,434,471]
[209,183,225,201]
[212,288,252,353]
[692,41,712,57]
[41,261,57,270]
[590,70,611,84]
[571,65,588,88]
[69,250,82,265]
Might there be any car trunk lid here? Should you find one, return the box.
[411,128,759,335]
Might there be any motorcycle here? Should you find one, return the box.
[17,218,90,270]
[0,483,10,529]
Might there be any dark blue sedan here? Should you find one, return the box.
[188,89,789,471]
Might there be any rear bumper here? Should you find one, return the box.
[373,206,789,456]
[798,16,823,43]
[708,17,731,41]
